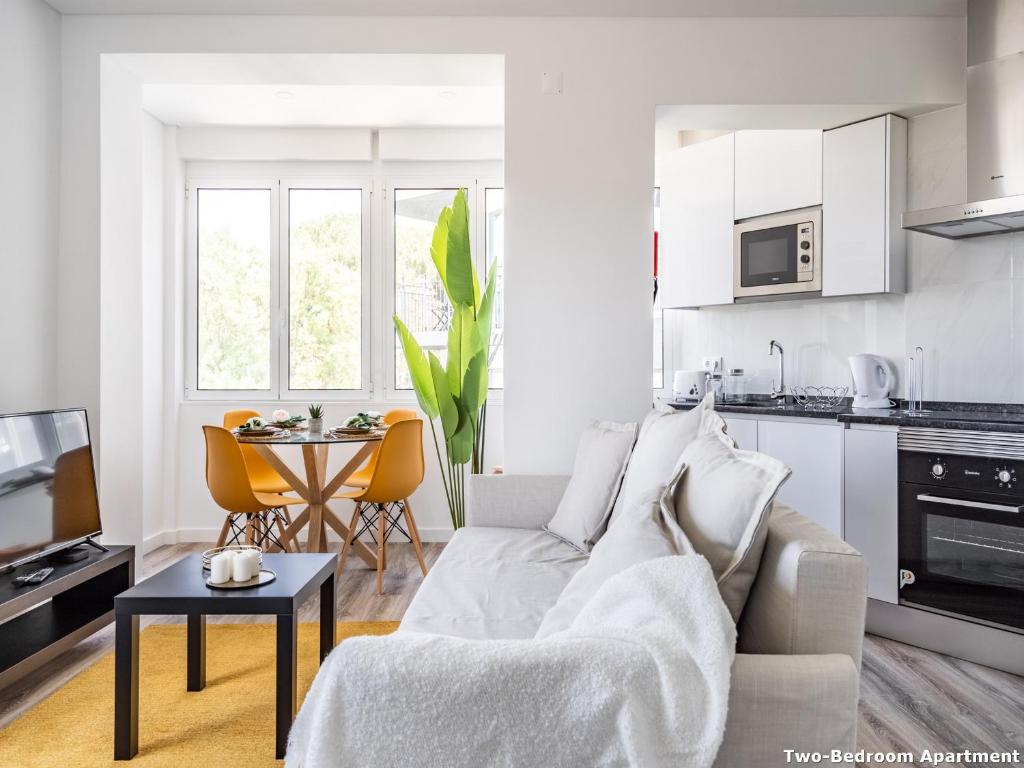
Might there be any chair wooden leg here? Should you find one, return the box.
[245,514,256,545]
[336,503,362,580]
[376,503,386,595]
[216,515,232,548]
[402,499,428,577]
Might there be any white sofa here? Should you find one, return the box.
[400,474,868,768]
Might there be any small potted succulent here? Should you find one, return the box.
[307,403,325,434]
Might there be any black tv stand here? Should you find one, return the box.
[0,545,134,690]
[50,537,109,564]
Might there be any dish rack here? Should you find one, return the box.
[789,385,849,411]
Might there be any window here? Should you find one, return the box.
[196,187,274,392]
[286,188,364,391]
[389,182,503,393]
[187,178,370,400]
[484,187,505,389]
[392,188,461,390]
[186,174,501,402]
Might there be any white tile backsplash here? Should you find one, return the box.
[668,106,1023,405]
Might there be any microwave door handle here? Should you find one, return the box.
[916,493,1023,514]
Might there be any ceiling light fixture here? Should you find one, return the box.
[275,90,296,101]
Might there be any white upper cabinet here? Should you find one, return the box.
[822,114,907,297]
[659,133,735,308]
[734,130,823,220]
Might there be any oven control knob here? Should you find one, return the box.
[800,254,811,264]
[800,241,811,250]
[997,468,1013,484]
[931,462,946,479]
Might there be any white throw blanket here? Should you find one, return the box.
[287,555,736,768]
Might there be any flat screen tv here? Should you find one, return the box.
[0,409,101,570]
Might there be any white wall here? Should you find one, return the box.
[141,111,166,542]
[57,15,965,490]
[0,0,61,413]
[668,105,1024,404]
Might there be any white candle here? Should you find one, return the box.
[239,550,261,580]
[210,552,233,584]
[232,551,253,582]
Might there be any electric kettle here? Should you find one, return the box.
[848,354,896,409]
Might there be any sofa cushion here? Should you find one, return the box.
[535,471,692,638]
[674,431,791,622]
[544,419,637,552]
[607,392,725,529]
[399,526,588,640]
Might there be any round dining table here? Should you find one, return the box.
[235,428,383,568]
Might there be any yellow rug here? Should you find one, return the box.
[0,621,399,767]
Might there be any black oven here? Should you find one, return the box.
[733,207,821,299]
[897,428,1024,634]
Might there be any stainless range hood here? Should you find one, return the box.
[902,0,1024,239]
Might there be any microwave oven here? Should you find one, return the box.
[734,207,822,299]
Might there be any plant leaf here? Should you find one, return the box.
[446,304,480,398]
[430,206,452,300]
[476,260,497,358]
[444,188,475,307]
[448,396,475,465]
[393,316,439,419]
[461,350,487,420]
[429,352,459,441]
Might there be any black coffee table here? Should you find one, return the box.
[113,553,337,760]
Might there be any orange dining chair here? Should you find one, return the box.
[341,408,418,489]
[223,409,297,527]
[223,409,295,495]
[335,418,427,594]
[203,425,305,552]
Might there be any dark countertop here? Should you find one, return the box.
[665,398,1024,433]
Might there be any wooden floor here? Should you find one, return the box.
[2,542,1023,768]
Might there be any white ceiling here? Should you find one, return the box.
[46,0,966,16]
[143,84,503,127]
[127,53,504,128]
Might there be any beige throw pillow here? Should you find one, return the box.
[606,392,725,529]
[536,468,692,638]
[673,431,791,622]
[544,420,638,552]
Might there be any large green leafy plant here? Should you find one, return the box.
[394,189,496,529]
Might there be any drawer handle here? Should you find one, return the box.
[916,493,1022,514]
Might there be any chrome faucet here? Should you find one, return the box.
[769,340,785,401]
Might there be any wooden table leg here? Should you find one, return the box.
[302,445,326,553]
[187,614,206,692]
[276,613,297,760]
[114,612,139,760]
[320,573,336,663]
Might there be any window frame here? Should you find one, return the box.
[278,178,373,402]
[184,175,373,402]
[382,176,480,400]
[185,178,281,401]
[479,181,505,395]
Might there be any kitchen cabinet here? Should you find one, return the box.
[843,425,898,604]
[822,114,907,297]
[722,416,757,452]
[756,418,844,536]
[659,134,735,308]
[734,130,822,220]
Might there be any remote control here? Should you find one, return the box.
[14,567,54,586]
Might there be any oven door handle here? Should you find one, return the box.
[916,493,1022,514]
